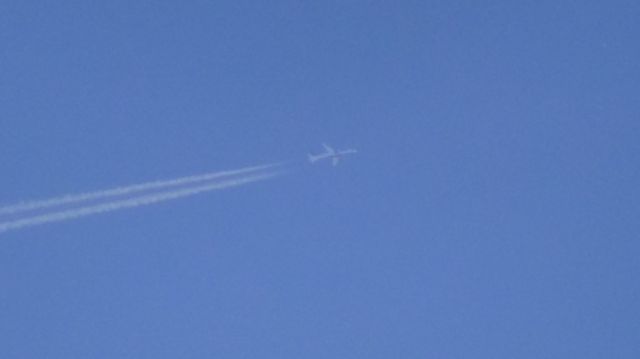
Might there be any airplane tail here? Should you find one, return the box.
[308,154,320,163]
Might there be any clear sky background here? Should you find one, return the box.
[1,1,639,357]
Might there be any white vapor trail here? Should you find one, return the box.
[0,163,282,216]
[0,170,283,234]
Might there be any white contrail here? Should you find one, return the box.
[0,163,282,216]
[0,170,284,234]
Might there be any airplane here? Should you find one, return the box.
[308,143,357,166]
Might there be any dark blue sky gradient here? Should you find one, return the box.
[1,1,639,357]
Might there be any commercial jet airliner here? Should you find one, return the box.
[308,143,357,166]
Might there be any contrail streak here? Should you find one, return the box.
[0,170,284,234]
[0,163,282,216]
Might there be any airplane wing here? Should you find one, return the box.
[332,157,340,166]
[322,143,335,155]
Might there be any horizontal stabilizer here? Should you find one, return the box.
[308,154,320,163]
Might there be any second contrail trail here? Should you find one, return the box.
[0,162,283,216]
[0,170,284,234]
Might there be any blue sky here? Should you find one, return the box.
[1,1,639,357]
